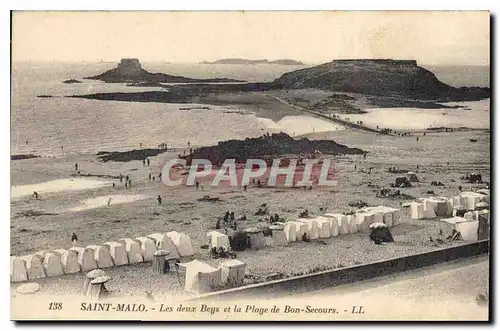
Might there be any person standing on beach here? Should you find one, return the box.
[71,232,78,247]
[107,198,112,206]
[119,174,123,183]
[112,183,115,189]
[157,195,162,205]
[196,181,200,190]
[128,179,132,187]
[75,163,78,171]
[125,182,128,189]
[33,191,39,200]
[147,158,150,166]
[143,159,146,167]
[149,173,152,181]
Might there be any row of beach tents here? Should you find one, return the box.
[208,205,402,251]
[11,231,194,283]
[409,190,490,242]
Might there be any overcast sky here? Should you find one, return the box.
[12,11,490,65]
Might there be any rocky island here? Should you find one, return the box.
[201,58,305,65]
[63,79,82,84]
[272,59,490,102]
[84,58,244,84]
[68,59,490,111]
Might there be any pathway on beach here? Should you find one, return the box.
[272,255,489,320]
[262,93,394,135]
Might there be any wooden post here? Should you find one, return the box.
[152,250,170,274]
[87,276,110,300]
[83,269,106,295]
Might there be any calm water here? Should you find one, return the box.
[11,61,490,156]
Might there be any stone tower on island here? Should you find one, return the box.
[116,58,142,77]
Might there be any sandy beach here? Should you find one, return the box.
[10,128,490,298]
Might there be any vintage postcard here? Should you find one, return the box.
[10,11,490,321]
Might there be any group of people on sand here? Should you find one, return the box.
[118,174,132,188]
[215,211,241,230]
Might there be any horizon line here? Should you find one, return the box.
[11,59,491,67]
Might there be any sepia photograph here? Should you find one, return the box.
[9,10,490,321]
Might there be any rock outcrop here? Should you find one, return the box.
[272,59,489,101]
[63,79,82,84]
[85,58,244,84]
[181,132,364,166]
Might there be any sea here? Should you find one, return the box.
[11,61,490,157]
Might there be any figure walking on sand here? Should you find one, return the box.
[107,198,112,206]
[196,181,200,190]
[143,159,146,167]
[75,163,78,171]
[32,191,39,200]
[157,195,162,205]
[149,173,152,181]
[71,232,78,247]
[147,158,150,166]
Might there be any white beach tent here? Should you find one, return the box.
[219,259,246,286]
[166,231,194,257]
[135,237,156,262]
[21,254,46,280]
[147,233,180,259]
[207,231,230,250]
[42,252,64,277]
[460,192,486,211]
[298,218,320,240]
[53,249,80,274]
[244,228,266,249]
[441,217,479,242]
[70,247,98,272]
[10,256,28,282]
[282,222,297,242]
[347,214,358,233]
[356,212,374,232]
[118,238,144,264]
[323,215,339,237]
[410,201,424,219]
[422,199,437,219]
[290,221,309,240]
[369,208,384,224]
[427,197,452,217]
[269,225,288,246]
[86,245,114,269]
[181,259,223,294]
[326,213,348,235]
[102,242,129,266]
[313,217,331,238]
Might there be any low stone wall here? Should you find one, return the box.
[190,240,490,301]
